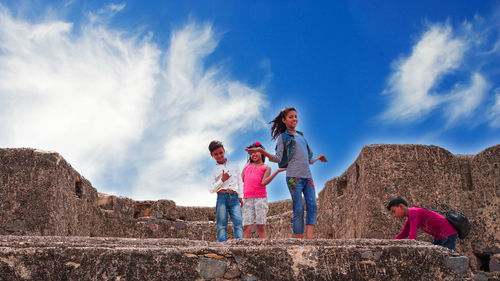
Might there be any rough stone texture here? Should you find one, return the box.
[200,257,228,279]
[445,256,470,274]
[0,148,294,241]
[0,150,224,239]
[0,149,102,237]
[95,194,293,240]
[1,144,499,277]
[316,144,500,271]
[473,271,500,281]
[491,254,500,272]
[0,236,473,281]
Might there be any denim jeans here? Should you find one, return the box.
[216,193,243,242]
[432,233,458,250]
[287,177,317,234]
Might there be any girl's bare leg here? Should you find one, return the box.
[243,225,253,238]
[256,224,267,239]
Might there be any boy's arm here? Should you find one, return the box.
[394,218,411,239]
[407,209,419,239]
[261,166,287,186]
[209,167,224,193]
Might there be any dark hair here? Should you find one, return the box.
[246,142,265,163]
[270,107,296,140]
[208,140,224,153]
[386,196,408,211]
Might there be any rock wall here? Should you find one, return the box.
[316,144,500,271]
[0,149,101,237]
[0,148,292,240]
[1,144,499,276]
[0,236,474,281]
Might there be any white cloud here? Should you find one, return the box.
[64,0,77,8]
[108,4,125,12]
[0,5,159,179]
[132,22,267,206]
[489,90,500,128]
[382,24,466,122]
[381,17,500,128]
[0,6,268,206]
[444,73,489,124]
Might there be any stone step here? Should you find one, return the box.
[0,236,472,281]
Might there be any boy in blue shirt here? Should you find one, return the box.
[208,140,243,242]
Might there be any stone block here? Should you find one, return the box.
[0,237,474,281]
[491,254,500,272]
[199,257,227,279]
[444,256,470,274]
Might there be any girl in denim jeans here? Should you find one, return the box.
[246,107,327,239]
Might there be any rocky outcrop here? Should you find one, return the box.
[1,144,499,278]
[316,144,500,272]
[0,236,474,281]
[0,148,292,240]
[0,149,101,237]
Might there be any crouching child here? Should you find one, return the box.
[386,196,458,250]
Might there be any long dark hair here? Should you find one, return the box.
[270,107,296,140]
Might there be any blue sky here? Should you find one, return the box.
[0,1,498,206]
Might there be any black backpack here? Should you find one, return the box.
[444,210,471,239]
[416,207,471,239]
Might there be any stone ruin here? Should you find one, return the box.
[316,144,500,273]
[0,144,499,280]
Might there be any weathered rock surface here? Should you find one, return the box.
[1,144,499,278]
[0,148,292,240]
[316,144,500,271]
[0,149,101,237]
[0,236,473,281]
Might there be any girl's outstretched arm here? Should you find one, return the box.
[245,147,279,162]
[261,167,287,186]
[245,135,283,163]
[311,155,328,164]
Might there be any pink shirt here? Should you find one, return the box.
[243,164,268,198]
[395,207,458,241]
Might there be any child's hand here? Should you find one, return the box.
[245,147,262,153]
[221,170,231,182]
[318,155,327,162]
[262,167,287,186]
